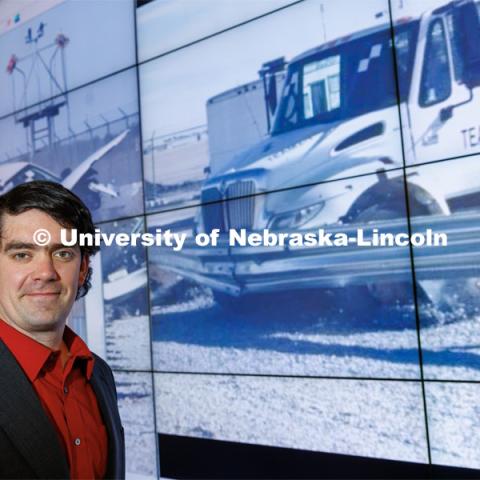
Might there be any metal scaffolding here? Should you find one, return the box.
[6,22,70,156]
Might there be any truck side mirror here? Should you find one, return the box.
[453,0,480,88]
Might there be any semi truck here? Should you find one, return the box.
[154,0,480,309]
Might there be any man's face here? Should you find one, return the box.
[0,209,88,337]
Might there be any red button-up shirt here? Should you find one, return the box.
[0,319,108,479]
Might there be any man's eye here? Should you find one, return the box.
[12,252,30,260]
[54,250,74,260]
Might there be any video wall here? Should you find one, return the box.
[1,0,480,477]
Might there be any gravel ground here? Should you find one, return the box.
[114,371,158,479]
[154,374,429,464]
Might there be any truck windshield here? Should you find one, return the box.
[272,21,419,135]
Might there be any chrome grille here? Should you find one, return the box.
[201,180,256,232]
[226,181,255,230]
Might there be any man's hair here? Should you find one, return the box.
[0,181,99,299]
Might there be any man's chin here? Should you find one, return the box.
[27,318,65,332]
[22,296,68,316]
[18,309,67,332]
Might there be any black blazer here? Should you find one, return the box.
[0,339,125,479]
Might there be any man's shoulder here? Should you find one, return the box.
[92,352,111,370]
[92,353,114,378]
[91,353,119,403]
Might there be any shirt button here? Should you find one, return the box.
[64,386,68,394]
[74,438,81,446]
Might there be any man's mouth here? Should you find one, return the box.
[24,292,61,297]
[28,292,59,295]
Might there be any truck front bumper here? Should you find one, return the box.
[149,212,480,296]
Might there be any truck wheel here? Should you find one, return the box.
[353,205,416,306]
[353,203,480,314]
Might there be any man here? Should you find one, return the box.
[0,181,125,479]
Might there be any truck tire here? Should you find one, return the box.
[354,203,480,316]
[344,176,447,307]
[354,205,414,305]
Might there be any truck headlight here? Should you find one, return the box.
[268,201,325,230]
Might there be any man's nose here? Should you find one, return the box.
[32,254,59,281]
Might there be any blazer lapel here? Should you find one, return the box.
[90,360,124,479]
[0,340,69,479]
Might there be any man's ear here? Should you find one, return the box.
[79,254,89,286]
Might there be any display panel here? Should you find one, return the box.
[425,382,480,469]
[154,374,428,463]
[115,371,158,478]
[2,0,480,476]
[139,0,402,213]
[136,0,298,62]
[391,0,480,166]
[146,171,422,378]
[406,156,480,381]
[0,68,143,223]
[0,0,136,118]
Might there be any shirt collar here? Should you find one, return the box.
[0,319,94,381]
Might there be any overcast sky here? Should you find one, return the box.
[138,0,449,140]
[139,0,384,139]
